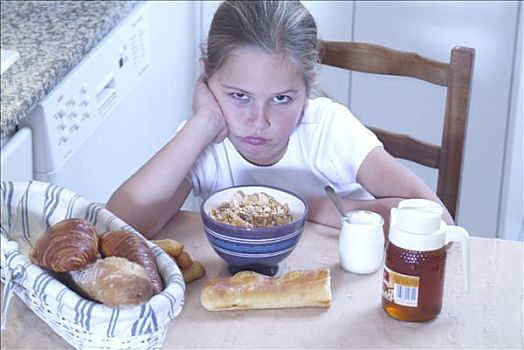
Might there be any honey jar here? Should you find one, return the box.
[382,199,469,322]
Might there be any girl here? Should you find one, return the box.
[106,0,453,238]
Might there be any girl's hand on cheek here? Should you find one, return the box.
[192,75,228,143]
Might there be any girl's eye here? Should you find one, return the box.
[232,92,249,101]
[273,95,291,104]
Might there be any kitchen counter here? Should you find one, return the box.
[2,211,523,349]
[0,0,141,139]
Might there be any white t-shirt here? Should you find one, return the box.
[187,97,382,201]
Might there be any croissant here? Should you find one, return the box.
[30,218,98,272]
[100,230,163,294]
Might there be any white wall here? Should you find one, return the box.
[499,2,523,241]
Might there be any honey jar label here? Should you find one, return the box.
[383,266,419,307]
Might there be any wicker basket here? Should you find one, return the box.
[0,181,185,349]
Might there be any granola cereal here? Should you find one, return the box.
[210,191,294,228]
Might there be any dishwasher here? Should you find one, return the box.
[17,2,198,207]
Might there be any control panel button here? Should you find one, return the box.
[68,124,79,133]
[58,136,68,145]
[68,110,78,119]
[58,107,67,117]
[80,97,90,106]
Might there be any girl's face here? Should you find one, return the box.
[207,48,308,166]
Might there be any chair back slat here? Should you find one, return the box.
[368,127,441,168]
[320,41,449,86]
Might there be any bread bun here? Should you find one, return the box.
[151,238,205,284]
[181,260,206,284]
[100,230,163,294]
[29,218,98,272]
[69,256,153,307]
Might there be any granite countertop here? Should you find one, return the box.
[0,0,141,140]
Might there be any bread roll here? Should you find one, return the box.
[151,238,205,284]
[70,256,153,307]
[30,218,98,272]
[175,250,193,269]
[182,260,206,284]
[151,239,184,258]
[200,269,332,311]
[100,230,163,294]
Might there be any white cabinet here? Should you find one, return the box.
[0,128,33,181]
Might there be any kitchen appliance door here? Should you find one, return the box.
[36,2,197,206]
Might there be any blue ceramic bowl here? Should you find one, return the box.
[201,185,308,276]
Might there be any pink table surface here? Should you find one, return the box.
[2,211,523,349]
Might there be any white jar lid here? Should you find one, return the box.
[398,198,444,213]
[396,208,441,234]
[345,210,383,226]
[395,199,443,234]
[389,223,446,251]
[389,199,446,250]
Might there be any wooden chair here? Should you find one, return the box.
[319,41,474,219]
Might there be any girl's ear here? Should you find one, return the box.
[297,98,309,125]
[302,98,309,114]
[199,58,206,77]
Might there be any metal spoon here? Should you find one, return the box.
[324,185,351,223]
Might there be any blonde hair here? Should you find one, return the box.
[202,0,319,95]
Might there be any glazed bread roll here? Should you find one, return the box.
[30,218,98,272]
[175,250,194,269]
[182,260,206,284]
[151,238,206,284]
[70,256,153,307]
[100,230,163,294]
[200,269,332,311]
[151,239,184,258]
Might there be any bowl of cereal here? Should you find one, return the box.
[201,185,308,276]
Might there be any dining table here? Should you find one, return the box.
[1,210,523,349]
